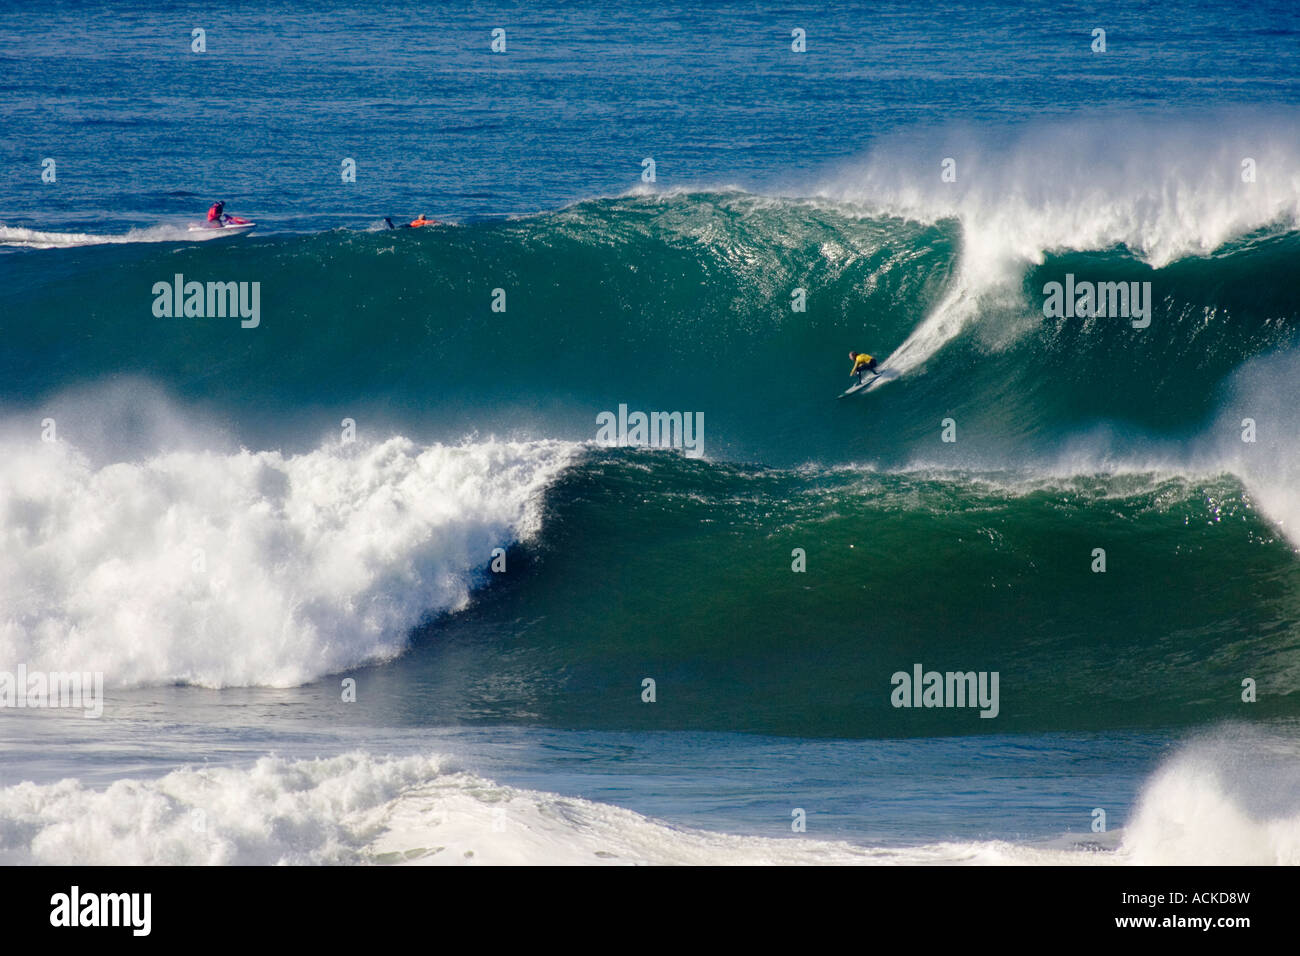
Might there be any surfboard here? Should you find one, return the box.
[836,368,900,399]
[838,377,876,399]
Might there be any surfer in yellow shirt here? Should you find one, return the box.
[848,351,879,385]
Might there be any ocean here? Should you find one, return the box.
[2,0,1299,865]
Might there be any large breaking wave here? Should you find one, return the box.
[2,116,1299,731]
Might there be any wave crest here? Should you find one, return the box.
[0,432,576,688]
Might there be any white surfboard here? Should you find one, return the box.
[838,377,875,398]
[837,368,899,398]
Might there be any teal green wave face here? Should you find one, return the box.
[4,193,1296,468]
[353,450,1300,738]
[2,193,952,461]
[6,193,1300,740]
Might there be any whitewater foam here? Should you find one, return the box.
[0,432,578,688]
[811,115,1300,380]
[1208,348,1300,551]
[1121,725,1300,865]
[0,224,235,249]
[0,751,1116,866]
[8,732,1295,865]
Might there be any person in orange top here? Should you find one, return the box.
[383,214,440,230]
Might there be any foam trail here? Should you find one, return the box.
[0,224,238,248]
[813,116,1300,381]
[0,433,578,688]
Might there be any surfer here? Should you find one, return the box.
[383,214,438,230]
[848,351,880,385]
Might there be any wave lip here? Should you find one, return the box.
[0,435,578,689]
[812,114,1300,381]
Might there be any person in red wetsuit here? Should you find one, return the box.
[206,201,251,227]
